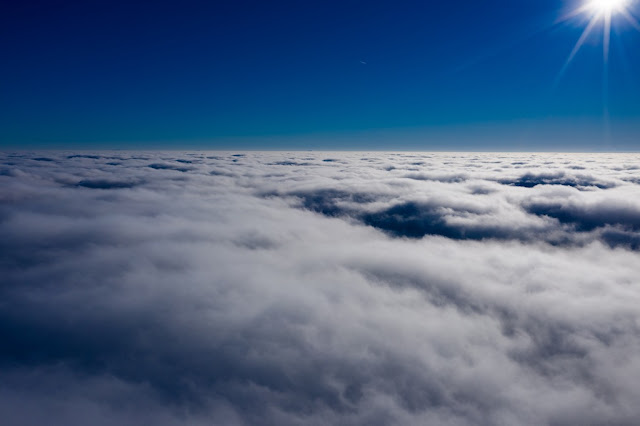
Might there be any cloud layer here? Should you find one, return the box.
[1,151,640,425]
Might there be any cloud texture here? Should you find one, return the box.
[1,151,640,425]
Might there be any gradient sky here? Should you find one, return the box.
[1,0,639,150]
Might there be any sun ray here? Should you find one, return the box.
[560,0,639,146]
[604,11,612,62]
[620,9,640,30]
[603,13,611,145]
[555,5,593,24]
[556,0,637,86]
[555,15,601,85]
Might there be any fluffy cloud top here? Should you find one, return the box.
[1,151,640,425]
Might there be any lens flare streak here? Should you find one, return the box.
[561,0,638,72]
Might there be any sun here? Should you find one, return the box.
[557,0,638,78]
[586,0,630,14]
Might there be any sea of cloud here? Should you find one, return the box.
[1,151,640,425]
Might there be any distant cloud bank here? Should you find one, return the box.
[1,151,640,425]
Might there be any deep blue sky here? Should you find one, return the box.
[1,0,639,150]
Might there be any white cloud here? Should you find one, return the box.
[1,151,640,425]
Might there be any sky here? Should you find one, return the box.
[1,0,639,150]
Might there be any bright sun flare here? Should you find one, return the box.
[558,0,638,78]
[586,0,629,14]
